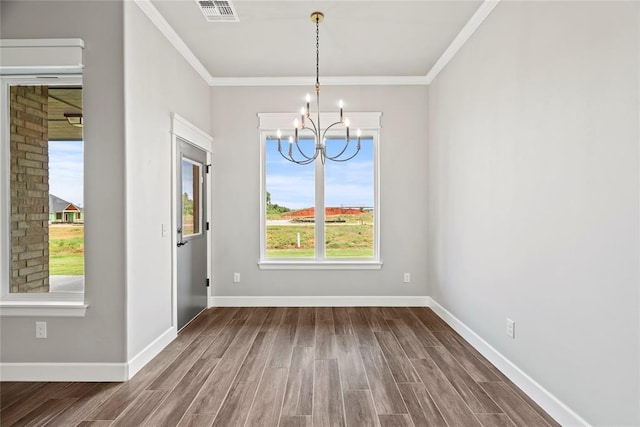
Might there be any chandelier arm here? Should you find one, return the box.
[321,121,352,160]
[294,155,316,165]
[320,120,345,137]
[305,117,318,136]
[278,148,316,165]
[326,145,361,162]
[294,139,319,161]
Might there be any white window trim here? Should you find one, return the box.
[0,39,84,75]
[0,74,87,316]
[258,111,382,270]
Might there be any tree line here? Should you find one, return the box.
[266,191,291,214]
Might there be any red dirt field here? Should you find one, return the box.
[286,207,364,217]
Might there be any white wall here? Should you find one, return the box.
[124,2,211,360]
[428,1,639,424]
[210,86,428,300]
[0,1,127,364]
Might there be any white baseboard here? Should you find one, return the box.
[427,297,588,426]
[0,327,177,382]
[127,326,176,379]
[209,295,430,307]
[0,295,589,426]
[0,362,127,382]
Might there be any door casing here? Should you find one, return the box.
[171,113,212,330]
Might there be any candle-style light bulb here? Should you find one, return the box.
[294,119,299,143]
[345,118,350,141]
[300,107,305,128]
[305,93,311,116]
[339,99,344,121]
[356,128,362,149]
[277,129,282,152]
[288,136,293,157]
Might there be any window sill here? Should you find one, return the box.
[0,300,88,317]
[258,260,383,270]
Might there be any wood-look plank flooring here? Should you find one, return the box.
[0,307,559,427]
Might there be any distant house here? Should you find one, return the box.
[49,194,83,224]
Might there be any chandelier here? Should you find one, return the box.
[276,11,361,165]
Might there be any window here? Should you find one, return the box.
[1,76,85,300]
[259,112,381,269]
[181,158,203,237]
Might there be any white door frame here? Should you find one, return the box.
[170,113,212,329]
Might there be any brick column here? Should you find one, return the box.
[9,86,49,293]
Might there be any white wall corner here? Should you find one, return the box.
[133,0,214,85]
[0,327,176,382]
[427,297,589,426]
[425,0,501,84]
[127,326,176,380]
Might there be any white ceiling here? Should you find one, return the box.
[149,0,484,79]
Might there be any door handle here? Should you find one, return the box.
[177,240,189,247]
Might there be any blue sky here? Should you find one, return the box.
[49,141,83,207]
[266,137,374,209]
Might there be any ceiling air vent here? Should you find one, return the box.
[196,0,239,22]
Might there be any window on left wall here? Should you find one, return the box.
[2,77,84,297]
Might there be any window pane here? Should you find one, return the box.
[324,137,374,258]
[182,159,201,236]
[265,137,315,258]
[10,84,84,293]
[49,141,84,289]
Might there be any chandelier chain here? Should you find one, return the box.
[315,16,320,90]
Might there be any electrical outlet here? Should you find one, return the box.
[403,273,411,283]
[506,318,515,339]
[233,272,240,283]
[35,321,47,339]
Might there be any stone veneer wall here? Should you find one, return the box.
[9,86,49,293]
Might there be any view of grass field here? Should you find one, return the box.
[49,225,84,275]
[48,139,84,277]
[265,136,375,259]
[266,211,374,258]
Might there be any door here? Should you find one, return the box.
[176,138,208,330]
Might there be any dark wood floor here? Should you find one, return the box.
[1,307,559,427]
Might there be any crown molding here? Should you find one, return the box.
[136,0,500,87]
[425,0,501,84]
[210,75,429,87]
[133,0,214,85]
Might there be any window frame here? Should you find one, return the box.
[0,74,87,315]
[258,111,382,270]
